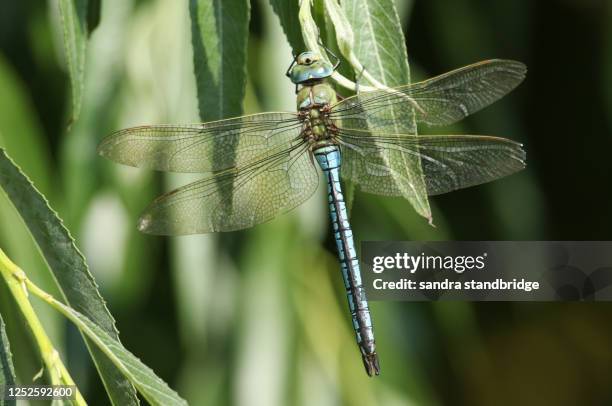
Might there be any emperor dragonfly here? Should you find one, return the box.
[98,51,526,376]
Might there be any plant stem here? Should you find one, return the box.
[298,0,372,92]
[298,0,423,112]
[322,0,392,89]
[0,249,87,406]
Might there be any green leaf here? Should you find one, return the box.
[339,0,432,221]
[0,148,139,405]
[0,60,64,374]
[269,0,305,53]
[0,282,40,388]
[42,293,187,406]
[189,0,250,121]
[0,313,17,406]
[87,0,101,36]
[58,0,88,122]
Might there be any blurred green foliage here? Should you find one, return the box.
[0,0,612,405]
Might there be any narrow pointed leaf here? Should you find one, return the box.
[269,0,305,53]
[87,0,101,36]
[0,314,16,406]
[189,0,250,121]
[58,0,88,122]
[44,295,187,406]
[340,0,432,221]
[0,149,138,405]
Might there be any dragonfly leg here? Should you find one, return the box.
[355,65,366,94]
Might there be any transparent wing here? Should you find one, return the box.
[330,60,526,131]
[98,112,302,173]
[137,142,318,235]
[338,129,525,196]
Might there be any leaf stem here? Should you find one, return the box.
[24,277,187,405]
[298,0,392,92]
[298,0,423,113]
[298,0,374,92]
[322,0,391,89]
[0,249,87,406]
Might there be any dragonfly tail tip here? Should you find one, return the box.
[362,353,381,377]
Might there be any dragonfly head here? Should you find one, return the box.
[287,51,335,84]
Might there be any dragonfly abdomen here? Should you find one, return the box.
[313,145,380,377]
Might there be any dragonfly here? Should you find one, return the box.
[98,51,526,377]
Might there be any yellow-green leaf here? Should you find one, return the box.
[0,148,139,405]
[340,0,432,221]
[190,0,250,120]
[40,291,187,406]
[269,0,305,53]
[58,0,88,122]
[0,314,16,406]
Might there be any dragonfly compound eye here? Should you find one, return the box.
[297,51,320,66]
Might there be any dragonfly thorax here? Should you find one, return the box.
[296,82,337,110]
[297,82,338,148]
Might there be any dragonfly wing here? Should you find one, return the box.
[98,112,302,172]
[137,143,318,235]
[330,60,526,130]
[338,129,525,196]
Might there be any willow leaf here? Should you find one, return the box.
[43,294,187,406]
[0,314,16,406]
[190,0,250,121]
[340,0,432,221]
[269,0,305,53]
[58,0,88,122]
[87,0,101,35]
[0,148,138,405]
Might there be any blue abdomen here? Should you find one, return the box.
[313,145,380,376]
